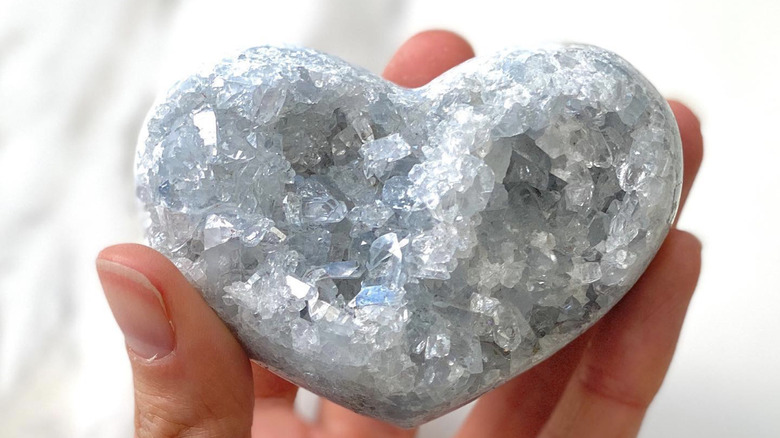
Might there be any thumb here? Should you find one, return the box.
[96,244,253,438]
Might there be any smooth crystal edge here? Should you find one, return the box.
[135,44,682,427]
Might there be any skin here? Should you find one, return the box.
[96,30,703,438]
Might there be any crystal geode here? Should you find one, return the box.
[136,45,682,426]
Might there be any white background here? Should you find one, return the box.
[1,0,778,436]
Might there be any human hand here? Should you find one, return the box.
[96,30,703,438]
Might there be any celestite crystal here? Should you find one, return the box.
[136,45,682,427]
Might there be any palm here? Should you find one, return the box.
[97,30,702,438]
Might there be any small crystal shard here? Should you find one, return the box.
[351,285,403,307]
[285,275,316,300]
[361,133,412,178]
[424,332,451,359]
[137,44,682,427]
[347,200,394,230]
[319,261,363,279]
[203,214,239,250]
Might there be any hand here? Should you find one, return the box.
[96,30,703,438]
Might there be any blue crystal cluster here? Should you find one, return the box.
[136,45,681,426]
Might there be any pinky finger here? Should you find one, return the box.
[538,230,702,438]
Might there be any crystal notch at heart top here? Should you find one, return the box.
[136,44,682,427]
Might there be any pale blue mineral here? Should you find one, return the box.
[136,44,682,427]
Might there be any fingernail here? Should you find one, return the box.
[96,259,175,360]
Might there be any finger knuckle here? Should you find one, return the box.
[577,362,650,411]
[134,391,245,438]
[136,408,200,438]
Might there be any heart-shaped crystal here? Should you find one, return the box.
[136,44,681,427]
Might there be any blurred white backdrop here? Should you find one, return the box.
[1,0,778,436]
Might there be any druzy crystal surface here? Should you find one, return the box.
[136,45,682,426]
